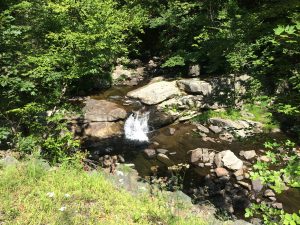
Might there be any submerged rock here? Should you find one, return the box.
[127,81,181,105]
[84,122,123,139]
[84,99,127,122]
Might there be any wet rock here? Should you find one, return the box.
[264,189,275,197]
[272,202,283,209]
[149,110,177,129]
[252,179,264,192]
[169,127,176,135]
[209,125,222,134]
[157,153,174,166]
[157,149,169,154]
[240,150,257,160]
[220,150,243,170]
[196,124,210,133]
[127,81,181,105]
[84,122,123,139]
[215,168,229,177]
[84,99,127,122]
[143,149,156,159]
[177,79,212,95]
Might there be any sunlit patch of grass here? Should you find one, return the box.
[0,158,209,225]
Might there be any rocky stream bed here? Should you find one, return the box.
[67,62,300,224]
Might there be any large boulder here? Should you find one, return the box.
[215,150,243,170]
[177,79,212,95]
[84,99,127,122]
[127,81,181,105]
[84,122,123,139]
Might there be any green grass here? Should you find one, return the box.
[0,158,209,225]
[192,103,279,131]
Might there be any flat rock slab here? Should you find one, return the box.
[84,99,127,122]
[127,81,181,105]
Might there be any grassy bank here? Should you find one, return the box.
[0,158,209,225]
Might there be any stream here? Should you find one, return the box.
[87,84,300,220]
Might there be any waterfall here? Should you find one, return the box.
[124,110,149,142]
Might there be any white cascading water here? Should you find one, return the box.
[124,111,150,142]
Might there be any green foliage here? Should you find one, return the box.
[0,0,147,162]
[250,140,300,193]
[245,203,300,225]
[162,56,185,68]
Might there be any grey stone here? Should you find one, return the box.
[234,169,244,177]
[188,64,200,77]
[84,99,127,122]
[219,132,234,142]
[221,150,243,170]
[252,179,264,192]
[209,125,222,134]
[215,167,229,177]
[209,117,244,130]
[127,81,181,105]
[202,148,210,163]
[240,150,257,160]
[214,153,223,168]
[196,124,210,133]
[177,79,212,95]
[143,149,156,159]
[264,189,275,197]
[272,202,283,209]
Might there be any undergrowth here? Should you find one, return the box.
[0,157,208,225]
